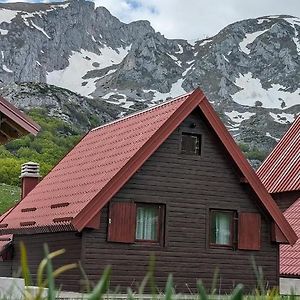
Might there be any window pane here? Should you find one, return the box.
[136,205,159,241]
[210,211,232,246]
[181,133,201,155]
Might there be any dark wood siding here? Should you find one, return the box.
[0,261,12,277]
[12,232,82,292]
[81,109,279,293]
[272,191,300,212]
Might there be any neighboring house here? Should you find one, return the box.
[0,89,296,293]
[257,115,300,291]
[257,115,300,211]
[0,96,40,269]
[0,96,40,144]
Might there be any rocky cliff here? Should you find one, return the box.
[0,0,299,155]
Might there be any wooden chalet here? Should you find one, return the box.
[257,116,300,280]
[0,96,40,144]
[0,96,40,267]
[0,89,296,293]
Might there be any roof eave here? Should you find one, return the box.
[0,97,40,136]
[0,223,76,235]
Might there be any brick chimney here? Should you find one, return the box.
[20,162,40,199]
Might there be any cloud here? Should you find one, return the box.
[1,0,299,39]
[94,0,300,40]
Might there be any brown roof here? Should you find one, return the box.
[281,198,300,275]
[0,96,40,144]
[0,89,297,244]
[257,115,300,193]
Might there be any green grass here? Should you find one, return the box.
[0,183,20,214]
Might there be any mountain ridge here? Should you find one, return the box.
[0,0,299,155]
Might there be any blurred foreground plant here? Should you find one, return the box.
[20,242,77,300]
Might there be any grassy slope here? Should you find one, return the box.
[0,183,20,214]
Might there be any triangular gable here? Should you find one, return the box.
[0,89,296,244]
[257,115,300,193]
[72,89,296,244]
[0,96,40,143]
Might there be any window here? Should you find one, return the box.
[181,132,201,155]
[210,210,235,248]
[108,202,164,244]
[136,204,160,242]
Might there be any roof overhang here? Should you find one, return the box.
[0,96,40,144]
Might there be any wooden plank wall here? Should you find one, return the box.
[0,261,12,277]
[81,109,279,293]
[12,232,82,291]
[272,191,300,212]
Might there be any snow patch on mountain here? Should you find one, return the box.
[31,21,51,39]
[225,111,256,124]
[269,112,295,124]
[266,132,280,141]
[145,78,186,104]
[0,29,8,35]
[47,46,131,97]
[0,8,19,24]
[175,44,183,54]
[232,72,300,109]
[2,65,13,73]
[239,29,268,54]
[257,18,271,24]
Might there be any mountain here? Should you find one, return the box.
[0,0,299,156]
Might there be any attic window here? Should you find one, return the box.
[181,132,201,155]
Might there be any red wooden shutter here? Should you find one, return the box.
[108,202,136,243]
[238,212,261,250]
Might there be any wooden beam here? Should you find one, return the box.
[0,121,20,139]
[4,119,26,136]
[0,132,8,144]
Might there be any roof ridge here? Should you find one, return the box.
[91,92,192,133]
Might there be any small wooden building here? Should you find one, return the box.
[0,89,296,293]
[0,96,40,272]
[0,96,40,144]
[257,116,300,284]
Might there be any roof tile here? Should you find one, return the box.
[281,198,300,275]
[0,93,189,232]
[257,116,300,193]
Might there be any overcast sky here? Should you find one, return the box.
[2,0,300,39]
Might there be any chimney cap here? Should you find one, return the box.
[20,162,41,178]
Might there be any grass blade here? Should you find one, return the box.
[230,283,244,300]
[20,242,32,286]
[88,266,111,300]
[43,244,56,300]
[196,280,208,300]
[210,267,219,295]
[164,274,174,300]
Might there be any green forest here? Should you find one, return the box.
[0,108,82,187]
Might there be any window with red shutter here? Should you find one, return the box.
[107,202,136,243]
[238,212,261,250]
[108,202,165,244]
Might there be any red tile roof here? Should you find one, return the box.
[0,96,40,142]
[257,115,300,193]
[281,198,300,275]
[0,89,297,245]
